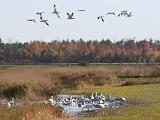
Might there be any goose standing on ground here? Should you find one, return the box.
[40,19,49,26]
[49,96,54,103]
[80,95,85,100]
[7,98,15,108]
[52,4,60,18]
[91,93,94,101]
[27,19,36,23]
[109,93,113,101]
[94,92,99,100]
[99,100,106,108]
[119,97,126,102]
[106,12,115,15]
[97,16,104,22]
[67,13,75,19]
[36,12,44,20]
[100,92,106,101]
[48,96,56,105]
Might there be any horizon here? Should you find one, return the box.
[1,37,159,44]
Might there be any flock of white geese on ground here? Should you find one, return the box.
[27,4,133,26]
[47,92,126,115]
[3,92,126,111]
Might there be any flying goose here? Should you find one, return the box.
[121,11,128,14]
[118,11,128,17]
[27,19,36,23]
[127,12,133,17]
[40,19,49,26]
[97,16,104,22]
[36,12,44,20]
[77,9,85,12]
[106,12,115,15]
[52,4,60,18]
[67,13,75,19]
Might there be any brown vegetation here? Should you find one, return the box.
[0,104,63,120]
[0,65,160,100]
[0,39,160,64]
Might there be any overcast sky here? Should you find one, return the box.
[0,0,160,43]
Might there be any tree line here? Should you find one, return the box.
[0,38,160,64]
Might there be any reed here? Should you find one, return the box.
[0,65,159,99]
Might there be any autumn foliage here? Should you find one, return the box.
[0,39,160,64]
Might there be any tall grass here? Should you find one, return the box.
[0,65,159,99]
[0,104,62,120]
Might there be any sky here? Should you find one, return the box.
[0,0,160,43]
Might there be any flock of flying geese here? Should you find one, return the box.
[27,4,133,26]
[98,11,133,22]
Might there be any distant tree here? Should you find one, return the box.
[78,60,90,66]
[0,39,159,64]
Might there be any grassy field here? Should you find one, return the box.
[66,84,160,101]
[80,103,160,120]
[0,65,160,119]
[0,84,159,120]
[67,84,160,120]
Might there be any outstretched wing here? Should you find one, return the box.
[57,14,60,18]
[71,13,74,17]
[45,21,49,26]
[102,18,104,22]
[118,14,121,17]
[67,13,70,17]
[40,16,43,20]
[27,19,36,22]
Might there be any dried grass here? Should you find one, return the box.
[0,65,159,99]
